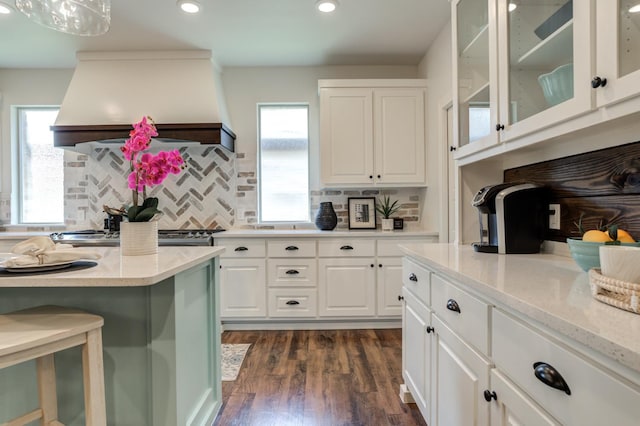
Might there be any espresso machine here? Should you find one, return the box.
[472,182,548,254]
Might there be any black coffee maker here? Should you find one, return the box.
[472,182,548,254]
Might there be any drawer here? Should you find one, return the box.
[218,239,266,258]
[402,257,431,306]
[267,240,316,257]
[431,274,490,355]
[493,309,640,426]
[377,239,407,257]
[318,239,375,257]
[268,288,317,317]
[267,259,317,287]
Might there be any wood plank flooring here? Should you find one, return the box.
[214,329,427,426]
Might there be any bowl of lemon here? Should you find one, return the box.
[567,227,640,272]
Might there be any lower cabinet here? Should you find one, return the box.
[377,257,403,316]
[219,258,267,317]
[318,257,376,316]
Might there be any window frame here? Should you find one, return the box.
[12,105,64,225]
[257,102,311,224]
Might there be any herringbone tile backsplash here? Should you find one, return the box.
[65,146,236,230]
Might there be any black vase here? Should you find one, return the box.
[315,202,338,230]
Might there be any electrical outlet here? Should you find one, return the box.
[549,204,561,230]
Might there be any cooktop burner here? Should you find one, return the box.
[50,229,225,247]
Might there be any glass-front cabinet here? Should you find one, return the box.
[596,0,640,107]
[452,0,594,158]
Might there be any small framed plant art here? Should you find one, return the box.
[348,197,376,230]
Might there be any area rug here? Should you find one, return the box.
[221,343,251,381]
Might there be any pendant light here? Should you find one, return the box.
[15,0,111,36]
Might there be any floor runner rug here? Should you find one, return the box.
[221,343,251,381]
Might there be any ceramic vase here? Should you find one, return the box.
[315,202,338,230]
[120,221,158,256]
[381,218,394,232]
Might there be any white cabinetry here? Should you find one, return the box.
[318,239,376,316]
[218,239,267,318]
[319,80,426,187]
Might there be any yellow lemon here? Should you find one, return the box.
[617,229,636,243]
[583,229,613,242]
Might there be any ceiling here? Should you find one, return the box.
[0,0,451,69]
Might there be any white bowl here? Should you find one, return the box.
[599,245,640,283]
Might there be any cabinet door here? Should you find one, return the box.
[373,88,426,185]
[432,315,491,426]
[596,0,640,107]
[497,0,594,142]
[219,258,266,318]
[452,0,501,157]
[318,258,376,316]
[377,257,403,316]
[402,288,433,422]
[319,87,374,186]
[489,369,560,426]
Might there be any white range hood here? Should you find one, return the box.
[52,50,235,151]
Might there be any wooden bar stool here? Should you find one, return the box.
[0,306,106,426]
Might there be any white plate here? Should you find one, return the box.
[0,260,73,273]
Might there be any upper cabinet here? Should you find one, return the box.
[595,0,640,107]
[452,0,594,159]
[319,80,427,188]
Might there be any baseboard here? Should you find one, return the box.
[221,319,401,331]
[399,384,415,404]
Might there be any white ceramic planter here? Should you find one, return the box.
[120,221,158,256]
[381,218,394,232]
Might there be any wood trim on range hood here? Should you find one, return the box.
[52,122,236,152]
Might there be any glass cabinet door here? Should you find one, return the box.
[596,0,640,106]
[506,0,574,124]
[453,0,499,152]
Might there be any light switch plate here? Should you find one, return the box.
[549,204,561,230]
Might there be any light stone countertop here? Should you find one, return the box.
[0,246,225,287]
[400,243,640,375]
[216,229,438,238]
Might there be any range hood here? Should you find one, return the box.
[52,50,235,152]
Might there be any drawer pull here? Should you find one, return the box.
[409,273,418,282]
[483,390,497,402]
[533,362,571,395]
[340,245,354,250]
[234,246,248,252]
[426,326,435,334]
[285,245,299,251]
[285,300,300,306]
[446,299,461,313]
[285,269,300,275]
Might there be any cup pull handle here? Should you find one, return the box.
[286,300,300,306]
[234,246,248,252]
[409,273,418,282]
[446,299,461,313]
[285,246,299,251]
[340,245,354,250]
[285,269,299,275]
[533,362,571,395]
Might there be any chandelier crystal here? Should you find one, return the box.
[15,0,111,36]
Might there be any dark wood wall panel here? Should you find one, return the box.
[504,141,640,242]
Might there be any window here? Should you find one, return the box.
[258,104,310,222]
[15,107,64,224]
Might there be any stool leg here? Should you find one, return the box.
[82,329,106,426]
[36,354,59,425]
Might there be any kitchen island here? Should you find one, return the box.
[0,246,225,426]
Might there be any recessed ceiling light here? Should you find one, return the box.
[0,1,13,14]
[630,4,640,13]
[177,0,201,14]
[508,2,517,12]
[317,0,338,13]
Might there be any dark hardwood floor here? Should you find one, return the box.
[214,328,427,426]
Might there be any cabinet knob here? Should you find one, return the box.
[409,273,418,282]
[285,300,300,306]
[591,76,607,88]
[446,298,461,313]
[449,146,457,152]
[378,264,382,268]
[370,264,375,268]
[285,269,300,275]
[533,362,571,395]
[369,175,374,179]
[426,326,434,334]
[398,295,404,301]
[483,390,497,402]
[285,245,299,251]
[377,174,381,179]
[496,123,505,131]
[234,246,248,252]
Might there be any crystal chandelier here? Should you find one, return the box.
[15,0,111,36]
